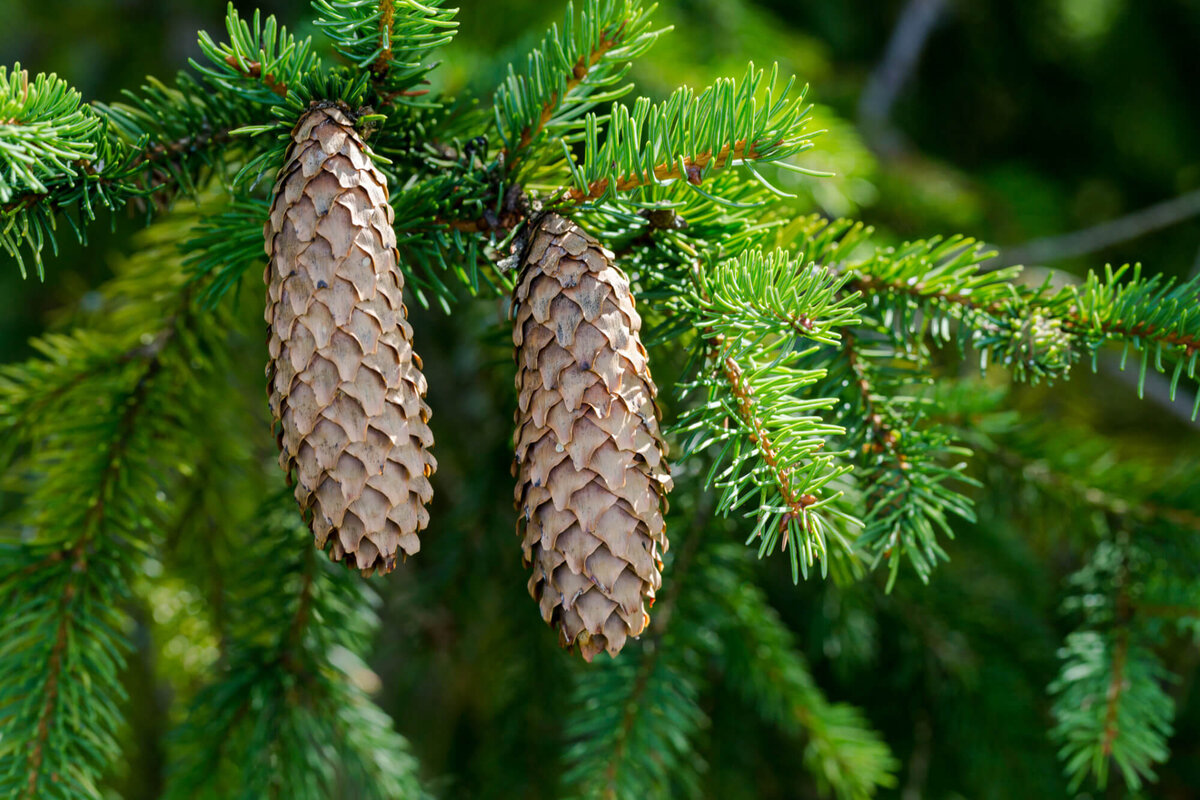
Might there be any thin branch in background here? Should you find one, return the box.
[857,0,948,156]
[1099,354,1200,431]
[900,712,933,800]
[996,188,1200,267]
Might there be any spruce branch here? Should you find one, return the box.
[982,423,1200,536]
[822,331,976,587]
[839,228,1075,384]
[165,499,425,800]
[0,230,219,800]
[0,115,139,277]
[835,225,1198,409]
[0,66,104,205]
[1051,264,1200,413]
[841,333,901,458]
[0,332,130,470]
[516,28,618,152]
[563,629,706,800]
[220,56,290,99]
[713,547,898,799]
[494,0,665,175]
[1101,626,1131,760]
[184,140,496,314]
[561,63,816,206]
[389,165,509,306]
[313,0,459,100]
[564,535,896,800]
[1012,532,1187,791]
[687,246,861,346]
[597,169,781,270]
[1050,631,1174,792]
[0,208,220,465]
[1,6,319,277]
[13,323,182,800]
[182,196,273,307]
[675,249,862,580]
[191,5,319,104]
[963,411,1200,652]
[567,138,759,202]
[4,3,1199,793]
[562,500,715,800]
[1,108,238,226]
[0,545,130,800]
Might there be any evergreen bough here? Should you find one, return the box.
[1,1,1197,797]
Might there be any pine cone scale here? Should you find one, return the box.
[265,105,435,575]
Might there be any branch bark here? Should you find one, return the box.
[564,138,767,203]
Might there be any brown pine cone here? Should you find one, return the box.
[264,104,436,576]
[512,213,673,660]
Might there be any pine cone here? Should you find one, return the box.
[513,213,673,660]
[264,104,436,576]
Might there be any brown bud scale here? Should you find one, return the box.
[264,105,436,575]
[512,213,673,660]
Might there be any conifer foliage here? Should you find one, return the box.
[1,1,1198,798]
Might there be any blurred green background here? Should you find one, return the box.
[3,0,1199,797]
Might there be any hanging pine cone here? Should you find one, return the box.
[264,104,436,576]
[512,213,673,660]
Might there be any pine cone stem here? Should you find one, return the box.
[512,213,672,660]
[264,104,436,576]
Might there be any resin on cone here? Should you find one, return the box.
[264,104,436,576]
[512,213,672,660]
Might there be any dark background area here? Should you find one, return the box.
[3,1,1199,797]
